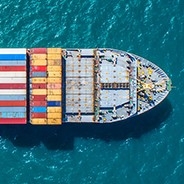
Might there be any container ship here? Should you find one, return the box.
[0,48,172,125]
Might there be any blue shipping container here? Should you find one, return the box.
[0,112,26,118]
[0,54,26,60]
[47,101,61,107]
[0,95,26,100]
[31,107,47,113]
[0,107,26,112]
[31,72,47,77]
[0,60,26,66]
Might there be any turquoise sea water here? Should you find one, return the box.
[0,0,183,183]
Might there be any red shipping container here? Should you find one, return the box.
[0,66,26,71]
[0,84,26,89]
[30,48,47,54]
[30,101,47,106]
[31,83,47,89]
[0,118,26,124]
[31,66,47,72]
[0,101,26,107]
[31,113,47,118]
[31,95,47,101]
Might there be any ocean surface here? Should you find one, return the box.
[0,0,183,183]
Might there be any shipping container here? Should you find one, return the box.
[30,113,47,118]
[47,83,62,89]
[47,89,62,95]
[47,78,61,83]
[47,72,62,78]
[0,72,26,78]
[31,72,47,77]
[30,60,47,66]
[47,95,62,101]
[31,118,47,125]
[0,100,26,106]
[47,118,62,124]
[0,112,26,118]
[31,83,47,89]
[47,66,62,71]
[0,118,26,124]
[30,101,47,106]
[31,66,47,72]
[31,54,47,60]
[0,54,26,60]
[47,107,62,113]
[31,95,47,101]
[0,78,26,83]
[0,48,26,54]
[0,60,26,66]
[30,78,47,84]
[0,84,26,89]
[47,48,62,54]
[0,107,26,112]
[30,48,47,54]
[0,89,26,95]
[47,54,61,60]
[0,95,26,100]
[31,89,47,95]
[47,101,61,107]
[0,66,26,71]
[31,107,47,113]
[47,113,62,119]
[47,60,62,66]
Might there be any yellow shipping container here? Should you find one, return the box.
[31,78,47,83]
[47,48,62,54]
[47,107,62,113]
[47,66,62,71]
[47,89,61,95]
[31,59,47,66]
[32,89,47,95]
[47,113,62,119]
[31,54,47,60]
[47,118,62,125]
[47,54,61,60]
[47,72,62,78]
[47,95,62,101]
[47,78,61,83]
[31,118,47,125]
[47,60,62,66]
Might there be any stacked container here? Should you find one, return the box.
[47,48,62,125]
[29,48,62,125]
[30,48,47,125]
[0,49,27,124]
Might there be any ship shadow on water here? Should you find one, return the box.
[0,99,172,150]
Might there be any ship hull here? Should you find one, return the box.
[0,48,171,124]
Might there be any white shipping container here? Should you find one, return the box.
[0,72,26,77]
[0,48,26,54]
[0,89,26,95]
[0,78,26,83]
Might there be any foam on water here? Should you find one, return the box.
[0,0,184,183]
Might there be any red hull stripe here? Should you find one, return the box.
[0,101,26,106]
[0,84,26,89]
[0,118,26,124]
[0,66,26,71]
